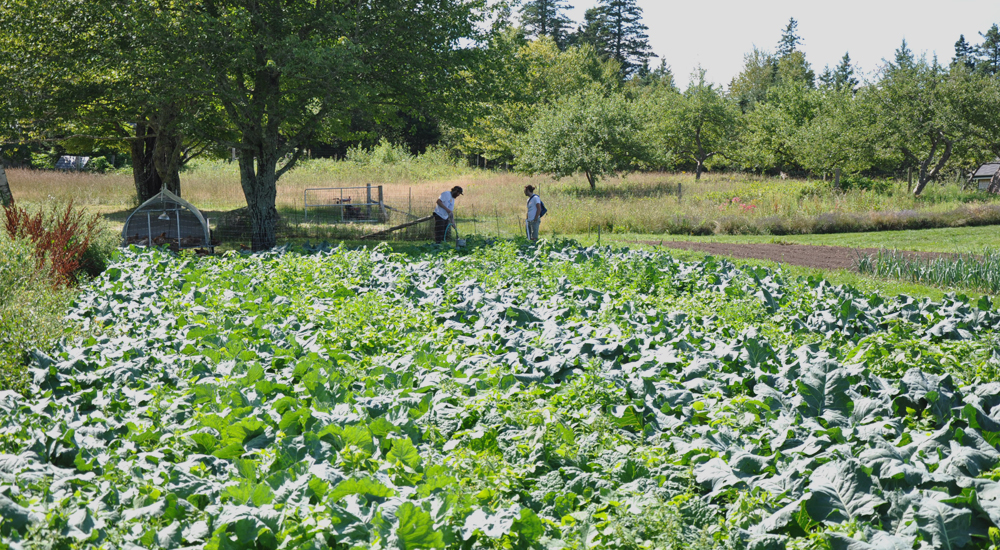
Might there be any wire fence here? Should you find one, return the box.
[206,185,551,246]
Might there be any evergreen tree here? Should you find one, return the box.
[571,8,609,52]
[629,58,676,90]
[820,52,858,92]
[953,34,976,71]
[520,0,574,48]
[573,0,653,78]
[890,39,915,72]
[978,24,1000,76]
[776,17,801,58]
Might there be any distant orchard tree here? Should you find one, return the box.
[792,89,873,178]
[864,61,979,196]
[649,69,738,180]
[730,47,778,112]
[451,33,619,164]
[516,88,651,189]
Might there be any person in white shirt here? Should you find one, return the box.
[433,186,463,243]
[524,185,541,241]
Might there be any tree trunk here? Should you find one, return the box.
[0,164,13,207]
[585,171,596,190]
[130,108,185,205]
[911,138,953,196]
[152,103,183,197]
[131,119,162,205]
[239,154,279,251]
[987,168,1000,195]
[695,160,703,180]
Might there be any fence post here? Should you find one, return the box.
[408,187,412,217]
[834,167,841,189]
[378,185,384,220]
[366,184,372,218]
[678,182,682,203]
[907,168,913,193]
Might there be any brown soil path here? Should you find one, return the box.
[641,241,954,271]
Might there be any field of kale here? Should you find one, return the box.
[5,241,1000,549]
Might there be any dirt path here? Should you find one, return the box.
[642,241,953,271]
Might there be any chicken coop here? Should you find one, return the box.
[122,189,214,252]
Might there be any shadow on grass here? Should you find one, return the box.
[556,180,682,200]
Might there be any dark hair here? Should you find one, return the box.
[525,185,535,193]
[451,186,464,195]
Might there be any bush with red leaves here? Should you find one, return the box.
[3,201,102,286]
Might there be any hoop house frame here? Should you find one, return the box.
[121,189,213,252]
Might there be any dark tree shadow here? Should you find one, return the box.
[557,180,682,199]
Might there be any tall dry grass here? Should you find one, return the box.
[7,160,1000,240]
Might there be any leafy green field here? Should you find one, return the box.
[4,242,1000,549]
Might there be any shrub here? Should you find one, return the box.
[85,157,114,174]
[346,139,414,166]
[0,235,74,394]
[2,201,104,285]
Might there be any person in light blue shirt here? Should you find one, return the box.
[525,185,542,241]
[433,186,463,243]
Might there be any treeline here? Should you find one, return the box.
[1,0,999,248]
[454,12,1000,195]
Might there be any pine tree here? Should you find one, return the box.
[820,52,858,92]
[893,39,915,71]
[978,24,1000,76]
[520,0,574,48]
[776,17,801,58]
[571,8,609,53]
[573,0,653,78]
[953,34,976,71]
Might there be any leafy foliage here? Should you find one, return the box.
[516,89,651,189]
[2,202,103,285]
[4,241,1000,549]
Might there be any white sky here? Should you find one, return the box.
[562,1,1000,88]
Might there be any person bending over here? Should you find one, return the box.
[434,186,463,243]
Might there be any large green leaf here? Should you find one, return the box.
[804,460,886,524]
[395,502,445,549]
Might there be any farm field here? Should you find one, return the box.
[4,241,1000,548]
[7,162,1000,243]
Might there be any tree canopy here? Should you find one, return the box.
[516,88,650,189]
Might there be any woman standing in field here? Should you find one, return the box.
[525,185,542,241]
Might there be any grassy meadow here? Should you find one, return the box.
[7,157,1000,243]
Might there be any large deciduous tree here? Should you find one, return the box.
[181,0,487,250]
[0,0,214,204]
[516,88,650,189]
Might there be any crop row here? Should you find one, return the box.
[2,242,1000,549]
